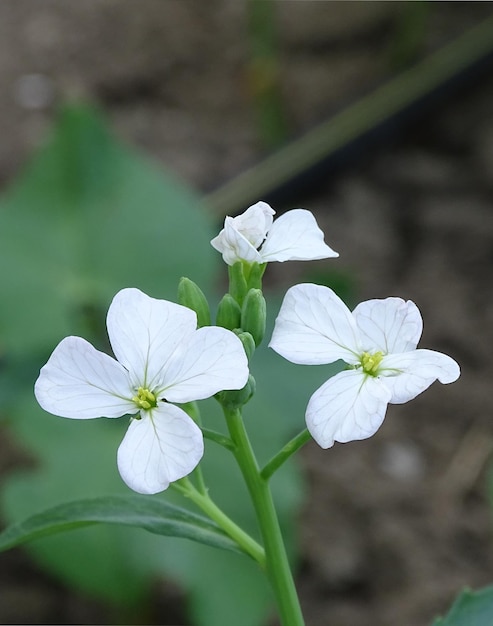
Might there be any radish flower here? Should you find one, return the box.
[210,201,338,265]
[35,288,249,494]
[269,284,460,448]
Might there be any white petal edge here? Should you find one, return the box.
[106,288,197,390]
[380,349,460,404]
[160,327,249,403]
[306,369,392,448]
[34,336,135,419]
[259,209,339,262]
[353,297,423,354]
[269,283,361,365]
[117,404,204,494]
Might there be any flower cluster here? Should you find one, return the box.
[35,200,460,493]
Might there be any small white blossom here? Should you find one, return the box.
[35,288,249,494]
[269,284,460,448]
[210,201,338,266]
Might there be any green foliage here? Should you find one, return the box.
[431,585,493,626]
[0,495,242,555]
[0,103,216,357]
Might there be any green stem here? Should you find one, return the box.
[173,479,265,567]
[223,407,305,626]
[181,402,208,494]
[201,427,235,451]
[261,428,312,482]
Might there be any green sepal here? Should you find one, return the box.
[178,277,211,327]
[234,331,256,361]
[241,288,266,346]
[216,293,242,330]
[216,374,256,409]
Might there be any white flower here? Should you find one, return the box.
[35,288,249,494]
[269,284,460,449]
[210,201,338,266]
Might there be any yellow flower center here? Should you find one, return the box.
[360,351,384,376]
[132,387,157,410]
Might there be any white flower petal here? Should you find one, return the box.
[117,404,204,494]
[160,327,249,402]
[259,209,338,262]
[230,201,275,248]
[380,349,461,404]
[106,288,197,390]
[210,217,263,265]
[306,370,392,448]
[34,336,135,419]
[353,298,423,354]
[269,283,361,365]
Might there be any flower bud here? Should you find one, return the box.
[241,288,266,346]
[216,293,242,330]
[216,374,256,409]
[177,277,211,328]
[234,330,256,361]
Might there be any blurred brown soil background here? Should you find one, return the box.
[2,2,493,625]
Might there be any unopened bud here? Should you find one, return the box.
[216,374,256,409]
[216,293,242,330]
[178,277,211,327]
[241,288,266,346]
[235,331,256,361]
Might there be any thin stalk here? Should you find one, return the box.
[224,407,305,626]
[246,0,288,148]
[182,402,208,494]
[201,427,235,451]
[205,13,493,216]
[261,428,312,482]
[173,478,265,566]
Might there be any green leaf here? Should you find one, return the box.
[0,495,242,555]
[0,103,217,357]
[432,585,493,626]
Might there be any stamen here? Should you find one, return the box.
[360,351,384,376]
[132,386,157,410]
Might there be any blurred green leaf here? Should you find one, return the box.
[2,396,167,606]
[0,102,223,612]
[0,494,242,555]
[431,585,493,626]
[0,103,216,357]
